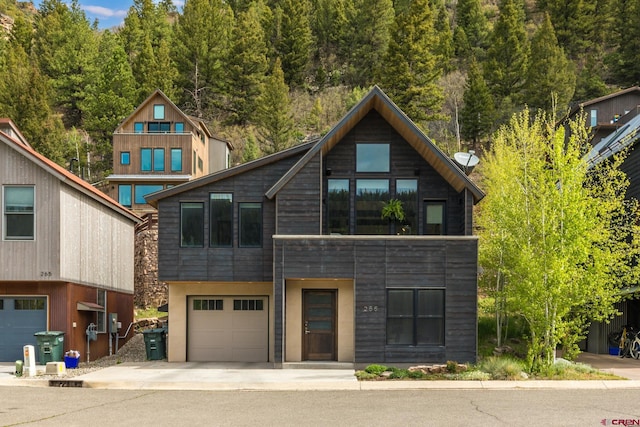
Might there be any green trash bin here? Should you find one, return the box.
[142,328,166,360]
[34,331,65,365]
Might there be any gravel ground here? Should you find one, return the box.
[22,332,149,380]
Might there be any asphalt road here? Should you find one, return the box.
[1,387,640,426]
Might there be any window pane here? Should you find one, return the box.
[120,152,130,165]
[134,122,143,133]
[417,289,444,317]
[181,202,204,247]
[387,290,413,316]
[175,122,184,133]
[387,318,413,345]
[134,185,163,204]
[4,187,35,240]
[153,148,165,171]
[356,143,390,172]
[356,179,389,234]
[118,185,132,207]
[154,104,165,120]
[590,109,597,127]
[210,193,233,247]
[141,148,152,171]
[417,318,444,345]
[171,149,182,172]
[425,202,445,235]
[327,179,349,235]
[396,179,417,235]
[239,203,262,247]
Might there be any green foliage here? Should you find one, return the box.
[476,356,526,380]
[272,0,313,87]
[364,364,388,375]
[460,57,494,147]
[381,199,406,222]
[478,109,640,370]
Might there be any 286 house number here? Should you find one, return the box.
[363,305,378,312]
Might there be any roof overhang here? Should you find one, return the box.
[106,174,192,182]
[77,301,105,312]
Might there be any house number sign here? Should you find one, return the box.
[363,305,378,313]
[40,271,52,278]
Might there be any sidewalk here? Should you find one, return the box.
[1,356,640,391]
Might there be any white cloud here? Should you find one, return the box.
[83,5,128,18]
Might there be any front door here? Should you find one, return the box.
[302,290,336,361]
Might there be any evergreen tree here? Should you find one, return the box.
[173,0,233,118]
[227,3,269,125]
[242,131,260,162]
[431,0,454,73]
[460,57,495,148]
[273,0,313,87]
[340,0,394,87]
[523,14,575,115]
[539,0,597,60]
[32,0,98,128]
[605,0,640,86]
[454,0,489,58]
[574,55,609,101]
[379,0,444,126]
[255,58,295,154]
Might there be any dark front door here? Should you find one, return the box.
[303,290,336,361]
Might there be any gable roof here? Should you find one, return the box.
[568,86,640,118]
[145,141,315,207]
[265,86,485,203]
[0,118,31,147]
[115,89,212,137]
[586,114,640,167]
[0,130,140,224]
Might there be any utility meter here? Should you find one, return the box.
[109,313,118,334]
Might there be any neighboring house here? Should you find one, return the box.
[106,89,232,215]
[146,87,484,366]
[584,114,640,354]
[0,121,140,362]
[565,86,640,146]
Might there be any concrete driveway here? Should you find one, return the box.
[576,352,640,380]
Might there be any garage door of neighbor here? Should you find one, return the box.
[0,297,47,362]
[187,296,268,362]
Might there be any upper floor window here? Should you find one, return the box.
[356,143,390,172]
[134,122,144,133]
[154,104,165,120]
[356,179,389,234]
[171,148,182,172]
[141,148,152,171]
[590,109,598,127]
[424,201,446,235]
[135,185,163,205]
[153,148,165,171]
[175,122,184,133]
[210,193,233,247]
[118,184,132,208]
[148,122,170,133]
[181,202,204,247]
[387,288,445,346]
[239,202,262,247]
[120,151,130,166]
[327,179,349,235]
[198,156,203,171]
[3,186,35,240]
[396,179,418,235]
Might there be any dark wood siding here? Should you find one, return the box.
[622,146,640,201]
[273,237,478,364]
[158,152,306,282]
[276,153,322,235]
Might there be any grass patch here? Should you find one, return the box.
[134,307,163,320]
[476,356,527,380]
[534,361,621,380]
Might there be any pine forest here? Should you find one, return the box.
[0,0,637,182]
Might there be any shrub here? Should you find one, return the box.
[364,364,388,376]
[477,356,526,380]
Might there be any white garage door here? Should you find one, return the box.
[0,297,47,362]
[187,296,268,362]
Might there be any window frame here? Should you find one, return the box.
[396,179,418,235]
[134,184,163,205]
[180,202,204,248]
[424,200,446,235]
[96,289,107,333]
[134,122,144,133]
[120,151,130,166]
[171,148,182,172]
[327,179,350,235]
[210,193,233,247]
[356,143,390,173]
[386,288,445,346]
[238,202,262,248]
[355,179,389,235]
[118,184,132,208]
[141,148,152,171]
[3,185,35,241]
[153,148,165,171]
[153,104,165,120]
[175,122,184,133]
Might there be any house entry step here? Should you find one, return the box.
[282,362,354,370]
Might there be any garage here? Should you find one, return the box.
[187,296,268,362]
[0,297,47,362]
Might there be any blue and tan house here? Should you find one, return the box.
[107,89,233,215]
[0,119,140,362]
[146,87,484,366]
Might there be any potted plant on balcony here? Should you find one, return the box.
[381,199,406,234]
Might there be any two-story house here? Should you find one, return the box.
[107,89,232,215]
[146,87,484,366]
[0,120,140,362]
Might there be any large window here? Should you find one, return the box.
[327,179,349,234]
[424,201,446,235]
[118,185,132,207]
[181,202,204,247]
[3,186,35,240]
[148,122,170,133]
[141,148,152,171]
[171,149,182,172]
[356,179,389,234]
[356,143,390,172]
[387,289,444,346]
[153,104,165,120]
[134,185,163,204]
[239,202,262,247]
[396,179,418,235]
[153,148,165,171]
[210,193,233,247]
